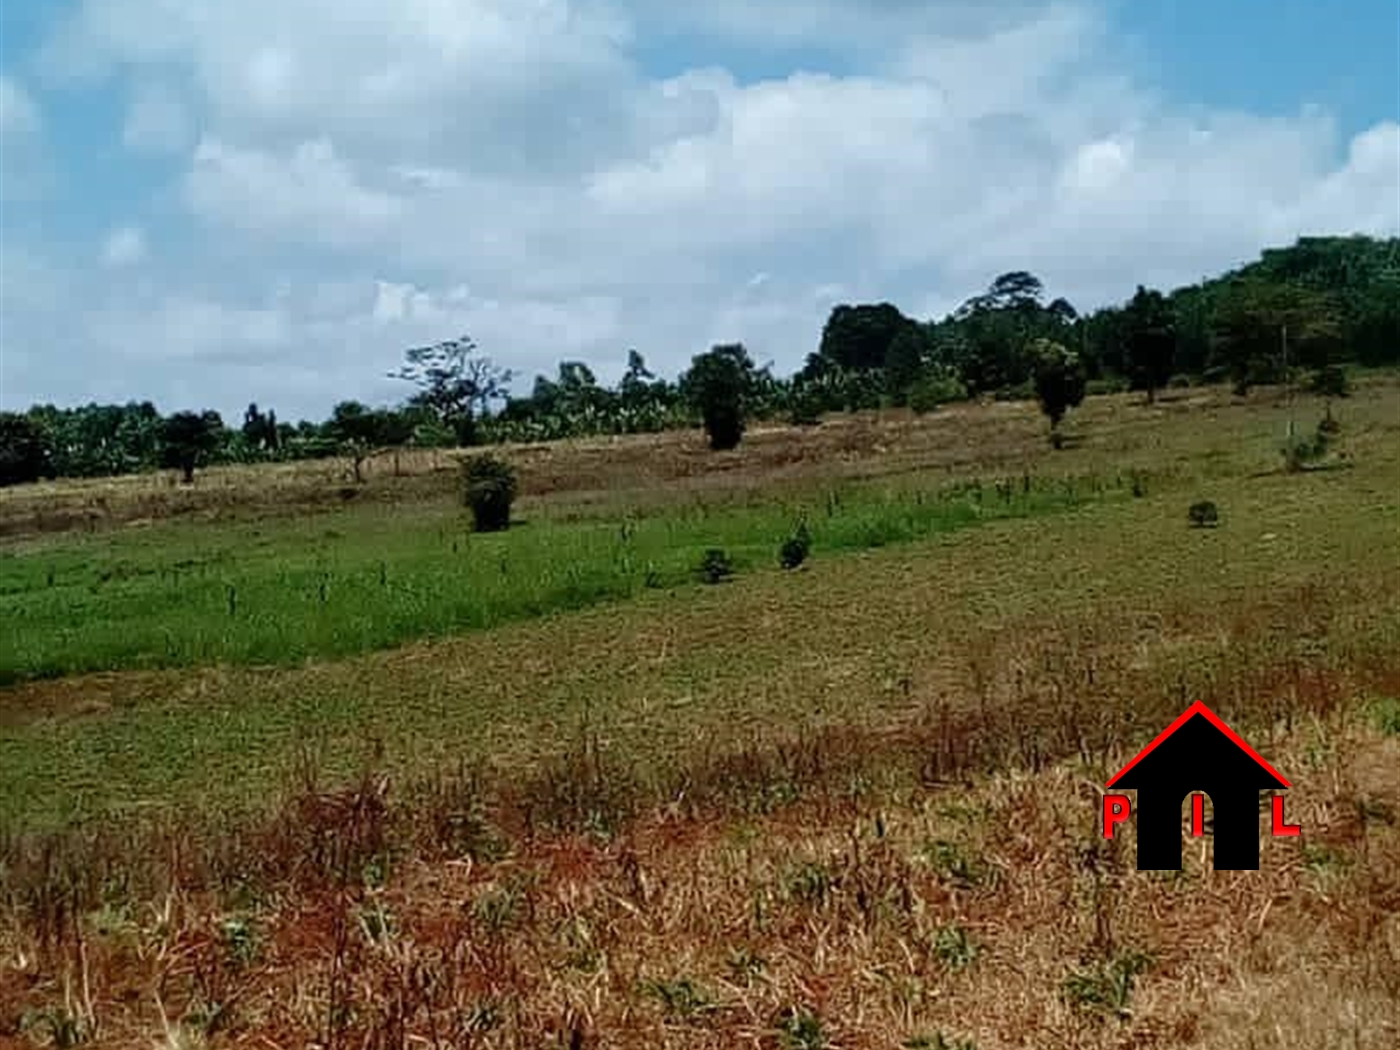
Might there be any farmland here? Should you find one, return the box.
[2,379,1399,1049]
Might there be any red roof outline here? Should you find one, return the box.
[1105,700,1291,789]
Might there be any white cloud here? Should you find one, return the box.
[184,136,405,247]
[3,1,1398,420]
[102,225,148,266]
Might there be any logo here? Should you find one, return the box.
[1102,701,1300,870]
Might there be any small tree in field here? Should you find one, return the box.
[682,343,754,451]
[160,411,221,483]
[464,454,517,532]
[1029,338,1087,445]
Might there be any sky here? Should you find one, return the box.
[0,0,1397,421]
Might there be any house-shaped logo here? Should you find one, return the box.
[1102,701,1300,870]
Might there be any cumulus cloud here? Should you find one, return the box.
[2,0,1397,419]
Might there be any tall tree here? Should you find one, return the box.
[1123,285,1177,402]
[0,413,52,487]
[389,335,513,446]
[817,303,913,372]
[1210,278,1342,394]
[159,411,222,483]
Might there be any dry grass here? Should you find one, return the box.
[2,684,1396,1049]
[2,377,1398,1047]
[0,381,1352,539]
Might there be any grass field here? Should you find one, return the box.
[2,380,1398,1048]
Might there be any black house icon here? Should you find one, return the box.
[1107,701,1290,870]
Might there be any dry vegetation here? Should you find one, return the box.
[2,379,1399,1048]
[0,385,1273,538]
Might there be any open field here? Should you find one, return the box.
[2,379,1399,1048]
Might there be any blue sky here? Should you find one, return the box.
[1,0,1396,420]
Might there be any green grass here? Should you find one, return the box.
[0,470,1124,683]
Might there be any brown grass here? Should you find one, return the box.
[0,382,1337,540]
[2,673,1396,1049]
[2,377,1398,1047]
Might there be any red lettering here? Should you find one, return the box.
[1272,795,1301,837]
[1103,794,1131,838]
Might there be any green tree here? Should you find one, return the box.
[1123,285,1176,402]
[1030,338,1087,443]
[816,303,913,372]
[681,343,755,450]
[0,413,52,487]
[159,410,222,483]
[1210,278,1342,394]
[389,335,513,446]
[884,323,931,405]
[241,402,280,453]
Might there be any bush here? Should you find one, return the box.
[1310,364,1350,398]
[1168,373,1193,389]
[684,344,753,451]
[780,521,812,569]
[1188,500,1219,528]
[1282,416,1337,473]
[464,454,517,532]
[697,548,734,584]
[908,373,968,414]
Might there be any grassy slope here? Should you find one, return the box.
[1,381,1397,830]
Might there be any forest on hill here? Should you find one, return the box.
[2,234,1396,487]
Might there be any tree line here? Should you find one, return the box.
[2,235,1396,487]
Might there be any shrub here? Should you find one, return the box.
[1029,339,1087,440]
[698,548,734,584]
[1168,373,1193,389]
[1187,500,1219,528]
[1282,417,1335,473]
[463,454,517,532]
[908,372,968,414]
[684,344,754,450]
[1309,364,1350,398]
[780,521,812,569]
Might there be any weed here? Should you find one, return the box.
[698,547,734,584]
[780,520,812,569]
[219,915,258,968]
[919,839,992,890]
[642,976,716,1022]
[932,922,979,972]
[777,1006,830,1050]
[1367,696,1400,736]
[1188,500,1219,528]
[1061,949,1153,1021]
[905,1033,978,1050]
[786,860,834,906]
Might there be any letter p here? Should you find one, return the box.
[1103,794,1131,839]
